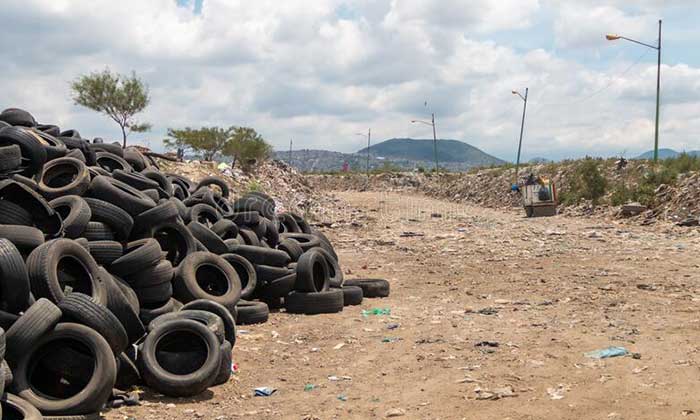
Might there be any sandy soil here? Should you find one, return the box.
[107,191,700,420]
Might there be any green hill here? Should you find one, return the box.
[358,138,504,166]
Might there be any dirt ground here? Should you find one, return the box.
[107,191,700,420]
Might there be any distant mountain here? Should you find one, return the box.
[528,157,552,164]
[358,138,505,167]
[634,149,700,160]
[273,138,505,173]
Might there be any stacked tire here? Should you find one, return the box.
[0,106,389,416]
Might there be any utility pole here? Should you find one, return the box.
[512,88,529,187]
[431,113,439,175]
[288,139,293,165]
[366,128,371,178]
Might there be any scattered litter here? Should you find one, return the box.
[547,384,569,400]
[362,308,391,317]
[584,346,629,359]
[337,394,348,402]
[385,408,406,417]
[632,366,648,374]
[455,376,477,383]
[231,362,239,374]
[382,337,400,343]
[333,343,346,350]
[386,323,400,330]
[474,386,516,400]
[475,307,499,315]
[475,341,499,348]
[328,375,352,382]
[400,231,424,237]
[254,387,276,397]
[310,348,320,353]
[682,409,694,416]
[304,384,316,392]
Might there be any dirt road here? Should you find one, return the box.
[109,191,700,420]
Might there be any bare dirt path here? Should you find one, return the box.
[109,191,700,420]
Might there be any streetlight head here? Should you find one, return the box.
[511,90,518,95]
[606,34,621,41]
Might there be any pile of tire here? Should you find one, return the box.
[0,107,390,417]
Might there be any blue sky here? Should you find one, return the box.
[1,0,699,162]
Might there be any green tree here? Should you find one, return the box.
[71,68,151,147]
[562,157,607,206]
[222,127,272,167]
[164,126,234,161]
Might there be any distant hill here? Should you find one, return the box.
[273,138,505,173]
[358,138,504,167]
[635,149,700,160]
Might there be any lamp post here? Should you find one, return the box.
[355,129,371,177]
[411,113,439,174]
[512,88,528,187]
[607,19,662,163]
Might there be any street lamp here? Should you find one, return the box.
[355,129,371,177]
[606,19,662,163]
[512,88,528,188]
[411,113,439,174]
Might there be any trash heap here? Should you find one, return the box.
[0,107,391,418]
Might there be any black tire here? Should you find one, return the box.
[142,169,174,197]
[211,219,238,239]
[313,229,339,261]
[124,259,174,288]
[262,218,280,247]
[1,359,12,387]
[228,244,290,267]
[181,299,236,346]
[50,195,91,239]
[65,147,86,162]
[151,222,196,266]
[0,108,36,126]
[233,195,273,219]
[109,239,162,277]
[277,238,304,262]
[101,269,145,345]
[195,176,230,198]
[237,228,260,246]
[0,126,46,176]
[0,225,44,253]
[88,175,155,217]
[91,142,123,157]
[213,340,232,386]
[134,200,178,232]
[83,197,134,240]
[315,247,343,287]
[258,272,296,299]
[111,274,140,313]
[280,233,321,252]
[13,322,117,415]
[38,157,90,200]
[173,252,241,311]
[295,248,330,293]
[342,278,390,298]
[235,300,269,325]
[87,241,123,266]
[149,310,225,344]
[0,200,33,226]
[2,393,43,420]
[285,289,344,315]
[139,298,177,326]
[26,239,108,305]
[138,319,221,397]
[187,221,228,254]
[0,311,19,331]
[340,285,363,306]
[94,151,131,173]
[289,212,313,234]
[58,292,129,355]
[0,239,30,314]
[113,169,159,190]
[227,211,260,225]
[132,280,173,306]
[0,144,21,171]
[278,213,301,233]
[189,204,221,226]
[220,254,256,301]
[115,352,141,390]
[6,298,62,365]
[255,264,293,283]
[82,221,115,241]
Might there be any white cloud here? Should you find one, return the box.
[0,0,698,161]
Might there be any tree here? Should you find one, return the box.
[71,69,151,147]
[222,127,272,167]
[164,126,234,161]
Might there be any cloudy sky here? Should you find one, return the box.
[1,0,699,161]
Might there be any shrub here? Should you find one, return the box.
[564,158,607,206]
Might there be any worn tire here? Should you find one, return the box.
[12,322,117,415]
[213,340,232,386]
[342,278,390,298]
[173,252,241,311]
[285,289,344,315]
[50,195,91,239]
[139,319,220,397]
[82,221,115,241]
[280,233,321,252]
[220,253,256,301]
[83,197,134,240]
[87,241,123,266]
[235,300,269,325]
[228,244,290,267]
[188,221,228,254]
[1,393,43,420]
[151,222,196,266]
[58,292,129,355]
[139,298,179,326]
[38,157,90,200]
[88,175,155,217]
[181,299,236,346]
[6,298,62,365]
[149,310,225,344]
[109,239,162,278]
[340,285,363,306]
[0,225,44,254]
[295,248,330,293]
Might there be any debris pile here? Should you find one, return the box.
[0,107,389,417]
